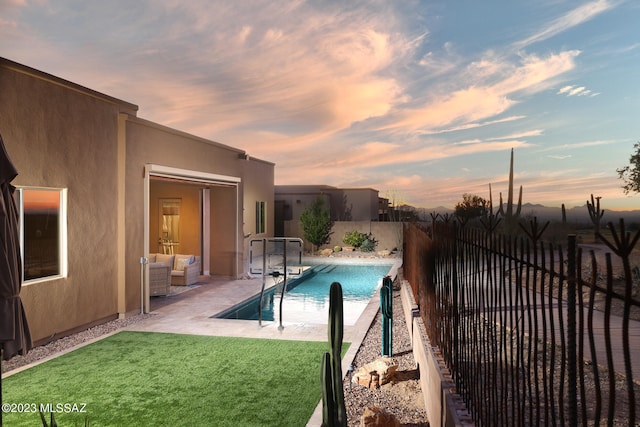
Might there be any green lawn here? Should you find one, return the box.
[3,331,346,426]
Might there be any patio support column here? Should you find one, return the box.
[116,113,128,317]
[202,188,211,276]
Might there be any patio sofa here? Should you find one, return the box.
[149,253,201,286]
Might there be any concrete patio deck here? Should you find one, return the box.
[128,276,333,341]
[127,256,401,344]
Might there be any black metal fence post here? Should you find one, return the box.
[567,234,578,427]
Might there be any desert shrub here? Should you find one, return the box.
[300,197,333,250]
[360,237,377,252]
[343,230,367,247]
[333,245,342,252]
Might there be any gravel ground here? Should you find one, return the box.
[1,314,152,374]
[345,286,429,426]
[2,276,430,426]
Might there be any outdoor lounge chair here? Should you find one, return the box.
[148,253,201,286]
[149,263,171,296]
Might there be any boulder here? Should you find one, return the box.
[356,370,381,389]
[360,406,400,427]
[352,357,398,389]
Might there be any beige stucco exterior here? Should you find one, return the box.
[284,220,402,254]
[275,185,380,222]
[0,57,274,345]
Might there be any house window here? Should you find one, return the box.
[18,188,68,282]
[256,201,266,234]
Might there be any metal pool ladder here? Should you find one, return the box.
[249,238,303,328]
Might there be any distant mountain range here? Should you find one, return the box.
[421,203,640,224]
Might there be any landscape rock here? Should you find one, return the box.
[360,406,401,427]
[353,357,398,389]
[356,370,380,389]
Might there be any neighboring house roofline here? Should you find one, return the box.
[274,185,336,193]
[1,56,139,114]
[274,185,379,192]
[338,187,379,192]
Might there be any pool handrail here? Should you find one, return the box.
[254,237,304,327]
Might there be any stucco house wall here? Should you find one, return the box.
[0,57,275,344]
[0,58,138,342]
[240,157,275,272]
[283,220,402,254]
[275,185,379,222]
[341,188,379,221]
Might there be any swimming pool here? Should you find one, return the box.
[214,263,393,326]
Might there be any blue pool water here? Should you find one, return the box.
[215,263,393,325]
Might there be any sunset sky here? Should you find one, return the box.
[2,0,639,210]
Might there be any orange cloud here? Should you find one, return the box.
[385,50,579,133]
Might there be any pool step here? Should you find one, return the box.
[313,265,337,273]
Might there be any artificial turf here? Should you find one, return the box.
[2,331,347,426]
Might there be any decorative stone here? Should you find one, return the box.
[377,250,391,257]
[319,248,333,256]
[360,406,401,427]
[356,371,380,389]
[352,357,398,389]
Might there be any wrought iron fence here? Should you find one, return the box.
[402,220,640,426]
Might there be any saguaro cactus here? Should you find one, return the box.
[381,276,393,356]
[320,352,336,425]
[587,194,605,242]
[489,149,522,232]
[495,148,523,228]
[321,282,346,427]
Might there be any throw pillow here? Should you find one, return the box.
[176,257,191,271]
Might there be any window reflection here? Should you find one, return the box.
[22,189,61,280]
[256,201,266,234]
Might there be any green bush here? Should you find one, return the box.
[342,231,367,247]
[333,245,342,252]
[300,197,333,250]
